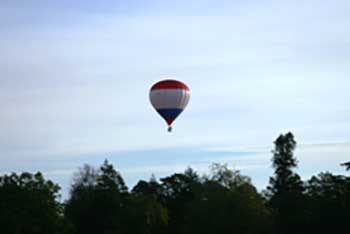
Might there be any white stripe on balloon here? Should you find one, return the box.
[149,89,190,109]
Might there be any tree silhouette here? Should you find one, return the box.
[183,165,272,234]
[132,175,162,200]
[123,195,168,234]
[267,132,306,234]
[65,160,128,234]
[97,159,128,192]
[1,133,350,234]
[0,172,66,234]
[305,172,350,234]
[341,161,350,171]
[128,175,168,234]
[157,168,202,234]
[209,163,251,190]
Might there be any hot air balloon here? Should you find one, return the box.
[149,79,190,132]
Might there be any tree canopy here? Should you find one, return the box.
[1,133,349,234]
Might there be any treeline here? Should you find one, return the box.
[0,132,349,234]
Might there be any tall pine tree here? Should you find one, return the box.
[267,132,306,234]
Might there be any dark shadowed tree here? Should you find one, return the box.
[158,167,201,234]
[97,159,128,192]
[341,161,350,171]
[127,175,168,234]
[65,160,128,234]
[182,165,272,234]
[132,175,162,200]
[0,172,67,234]
[305,172,350,234]
[4,134,350,234]
[209,163,251,190]
[267,132,306,234]
[123,195,168,234]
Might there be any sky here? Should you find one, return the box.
[1,0,350,198]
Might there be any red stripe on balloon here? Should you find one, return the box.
[151,80,190,91]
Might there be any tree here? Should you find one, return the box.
[97,159,128,193]
[182,168,272,234]
[132,175,162,200]
[0,172,64,234]
[209,163,250,190]
[123,195,168,234]
[267,132,306,234]
[305,172,350,234]
[71,164,98,190]
[341,161,350,171]
[65,160,128,234]
[128,175,168,234]
[158,168,201,234]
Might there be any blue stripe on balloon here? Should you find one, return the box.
[156,108,183,120]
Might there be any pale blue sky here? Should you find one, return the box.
[1,1,350,198]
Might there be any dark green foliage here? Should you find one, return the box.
[1,133,349,234]
[158,168,201,234]
[267,132,307,234]
[65,160,127,234]
[132,175,162,200]
[304,172,350,234]
[124,194,168,234]
[209,163,251,189]
[0,172,68,234]
[129,176,168,234]
[268,132,304,196]
[182,166,272,234]
[97,160,128,192]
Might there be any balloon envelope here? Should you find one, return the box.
[149,79,190,130]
